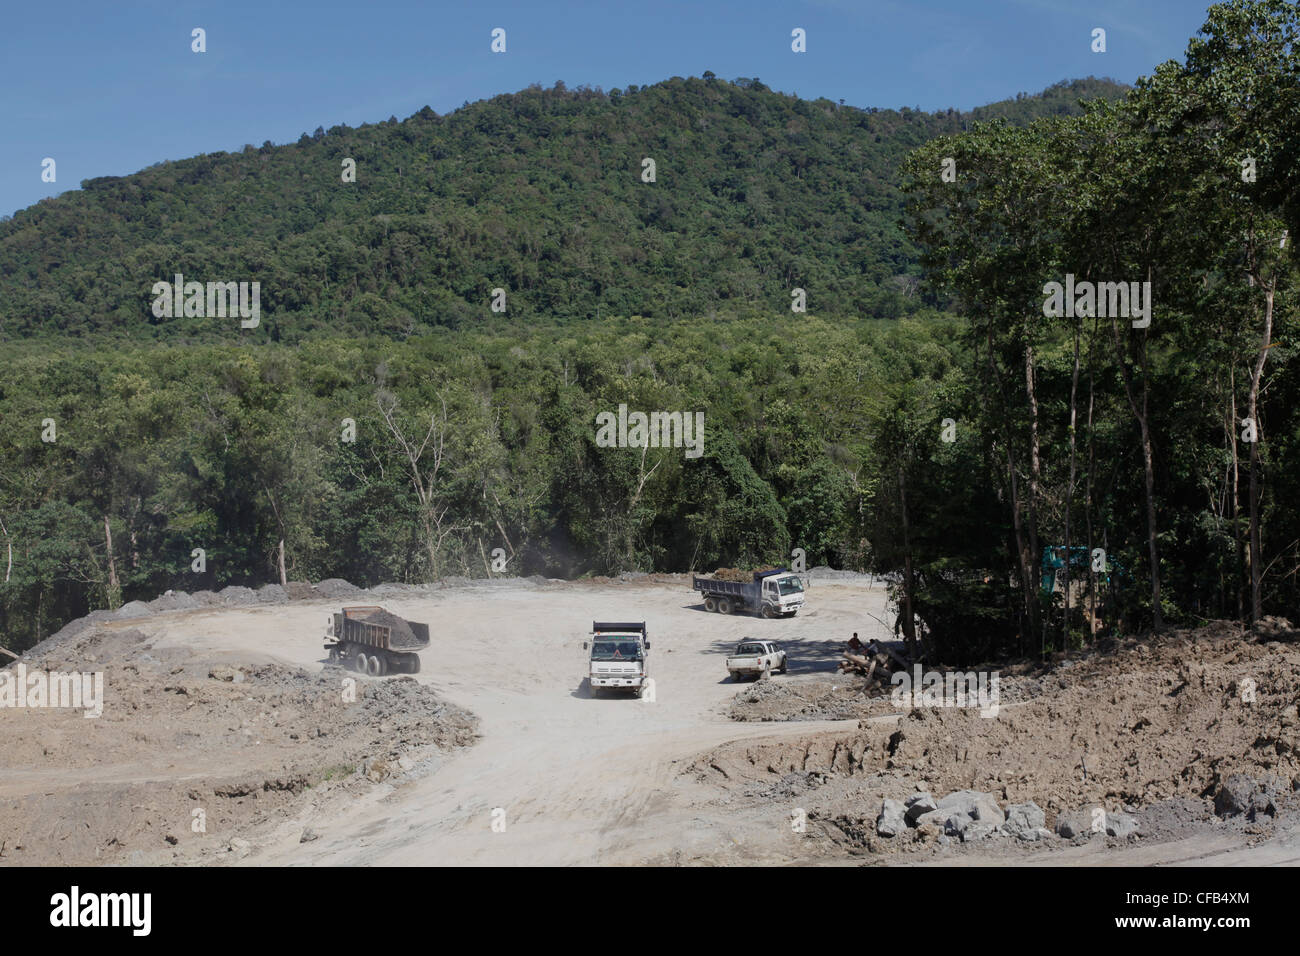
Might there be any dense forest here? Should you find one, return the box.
[0,76,1123,340]
[2,1,1298,664]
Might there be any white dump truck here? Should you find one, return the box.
[726,639,788,681]
[584,621,651,697]
[693,568,806,617]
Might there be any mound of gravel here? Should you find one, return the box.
[317,578,363,598]
[219,586,259,606]
[257,584,289,604]
[148,591,200,612]
[115,600,154,620]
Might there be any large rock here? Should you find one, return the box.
[913,809,946,829]
[1106,812,1140,839]
[876,799,908,837]
[904,792,937,823]
[963,822,1002,843]
[1002,801,1046,838]
[1213,773,1278,820]
[938,789,1005,824]
[1055,809,1101,839]
[943,813,971,837]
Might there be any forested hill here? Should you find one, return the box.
[0,76,1126,342]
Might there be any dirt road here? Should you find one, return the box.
[132,578,882,865]
[6,576,1297,866]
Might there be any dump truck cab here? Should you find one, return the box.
[584,621,650,697]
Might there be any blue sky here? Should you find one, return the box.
[1,0,1212,217]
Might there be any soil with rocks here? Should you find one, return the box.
[690,622,1300,860]
[0,623,476,866]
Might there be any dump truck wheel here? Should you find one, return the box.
[407,654,421,674]
[328,647,339,664]
[351,649,367,673]
[377,654,390,677]
[717,598,732,615]
[704,597,717,613]
[761,606,773,619]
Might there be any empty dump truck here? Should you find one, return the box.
[325,605,429,676]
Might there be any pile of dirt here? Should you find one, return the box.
[708,567,779,583]
[0,625,476,866]
[694,623,1300,857]
[728,677,898,722]
[349,607,426,650]
[728,672,1046,722]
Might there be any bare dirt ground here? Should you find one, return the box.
[2,576,1298,866]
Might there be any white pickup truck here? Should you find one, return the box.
[726,639,788,682]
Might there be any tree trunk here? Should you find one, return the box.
[0,516,10,584]
[1246,280,1275,623]
[1024,343,1042,594]
[277,538,288,587]
[1063,324,1081,649]
[1110,312,1162,630]
[103,514,120,608]
[1229,365,1244,621]
[898,464,917,659]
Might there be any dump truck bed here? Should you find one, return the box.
[333,606,430,651]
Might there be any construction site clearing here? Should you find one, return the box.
[1,573,1297,866]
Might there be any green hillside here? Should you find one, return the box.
[0,76,1127,342]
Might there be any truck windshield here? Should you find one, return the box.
[778,577,804,595]
[591,640,642,661]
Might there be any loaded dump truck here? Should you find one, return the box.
[693,568,806,618]
[583,621,650,697]
[325,605,429,676]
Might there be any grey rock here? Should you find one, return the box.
[904,791,937,823]
[1218,775,1283,821]
[963,822,1001,843]
[877,798,908,837]
[938,789,1005,824]
[913,809,946,829]
[1106,812,1140,839]
[1002,800,1046,837]
[299,828,320,843]
[1055,809,1100,839]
